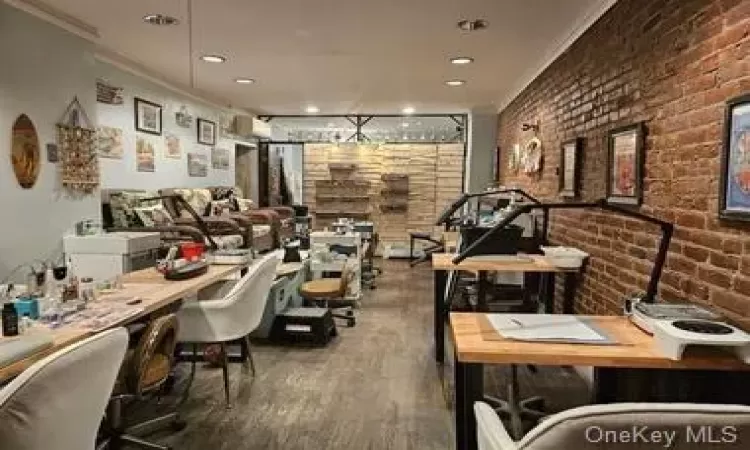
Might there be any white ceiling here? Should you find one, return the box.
[28,0,614,114]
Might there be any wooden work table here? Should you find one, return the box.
[0,263,247,384]
[450,312,750,450]
[431,252,583,364]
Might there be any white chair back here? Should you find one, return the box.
[476,401,750,450]
[177,252,280,343]
[0,328,128,450]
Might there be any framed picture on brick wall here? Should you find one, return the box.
[606,123,645,206]
[559,138,583,198]
[719,94,750,221]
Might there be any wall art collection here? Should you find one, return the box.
[719,94,750,221]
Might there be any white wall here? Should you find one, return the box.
[465,107,499,192]
[0,3,99,279]
[97,62,251,190]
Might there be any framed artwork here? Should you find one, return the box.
[187,153,208,177]
[606,122,645,206]
[559,138,583,198]
[135,136,156,172]
[719,94,750,221]
[96,126,124,159]
[11,114,40,189]
[164,133,182,159]
[211,147,230,170]
[134,97,162,135]
[197,118,216,145]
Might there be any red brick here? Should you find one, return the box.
[709,251,740,271]
[697,266,732,289]
[733,276,750,297]
[498,0,750,316]
[682,244,709,262]
[711,289,750,316]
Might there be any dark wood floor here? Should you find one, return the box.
[140,260,589,449]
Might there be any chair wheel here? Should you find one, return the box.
[347,318,356,327]
[171,419,187,432]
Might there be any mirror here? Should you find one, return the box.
[11,114,41,189]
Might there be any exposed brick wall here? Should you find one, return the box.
[498,0,750,325]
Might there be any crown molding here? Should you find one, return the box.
[3,0,99,40]
[496,0,619,112]
[5,0,255,116]
[95,49,236,111]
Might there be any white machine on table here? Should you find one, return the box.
[63,232,161,282]
[630,302,750,363]
[309,231,362,301]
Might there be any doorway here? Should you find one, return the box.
[235,143,258,202]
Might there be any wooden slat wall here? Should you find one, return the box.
[304,143,464,249]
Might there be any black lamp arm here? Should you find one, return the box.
[435,188,541,226]
[453,199,674,304]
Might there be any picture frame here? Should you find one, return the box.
[197,118,216,145]
[606,122,645,206]
[559,138,583,198]
[719,94,750,221]
[134,97,162,135]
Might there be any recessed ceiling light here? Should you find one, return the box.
[200,55,226,63]
[457,19,488,31]
[450,56,474,65]
[234,78,255,84]
[445,80,466,87]
[401,122,410,128]
[143,14,179,26]
[306,105,320,114]
[402,106,415,115]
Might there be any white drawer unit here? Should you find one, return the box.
[63,232,161,282]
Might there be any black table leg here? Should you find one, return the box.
[476,271,488,312]
[455,359,483,450]
[540,273,555,313]
[434,269,448,364]
[562,272,577,314]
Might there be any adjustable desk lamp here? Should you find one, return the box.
[436,188,542,229]
[453,198,674,303]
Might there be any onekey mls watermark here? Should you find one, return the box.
[585,425,739,448]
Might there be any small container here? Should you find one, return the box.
[78,277,96,303]
[2,303,19,336]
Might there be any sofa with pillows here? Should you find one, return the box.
[101,189,252,251]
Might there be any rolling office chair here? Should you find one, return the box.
[100,314,183,450]
[299,263,356,327]
[475,401,750,450]
[177,252,280,407]
[361,232,381,289]
[0,328,128,450]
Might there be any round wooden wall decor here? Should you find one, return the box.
[11,114,41,189]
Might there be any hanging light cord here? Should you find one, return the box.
[188,0,195,89]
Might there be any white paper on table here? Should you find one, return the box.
[485,314,617,344]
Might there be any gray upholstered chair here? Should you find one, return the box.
[475,401,750,450]
[0,328,129,450]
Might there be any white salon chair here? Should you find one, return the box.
[0,328,129,450]
[475,401,750,450]
[176,252,280,407]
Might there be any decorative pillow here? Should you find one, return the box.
[236,198,256,213]
[174,188,212,218]
[109,191,159,228]
[134,204,174,227]
[208,199,234,217]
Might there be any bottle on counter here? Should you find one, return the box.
[2,302,19,337]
